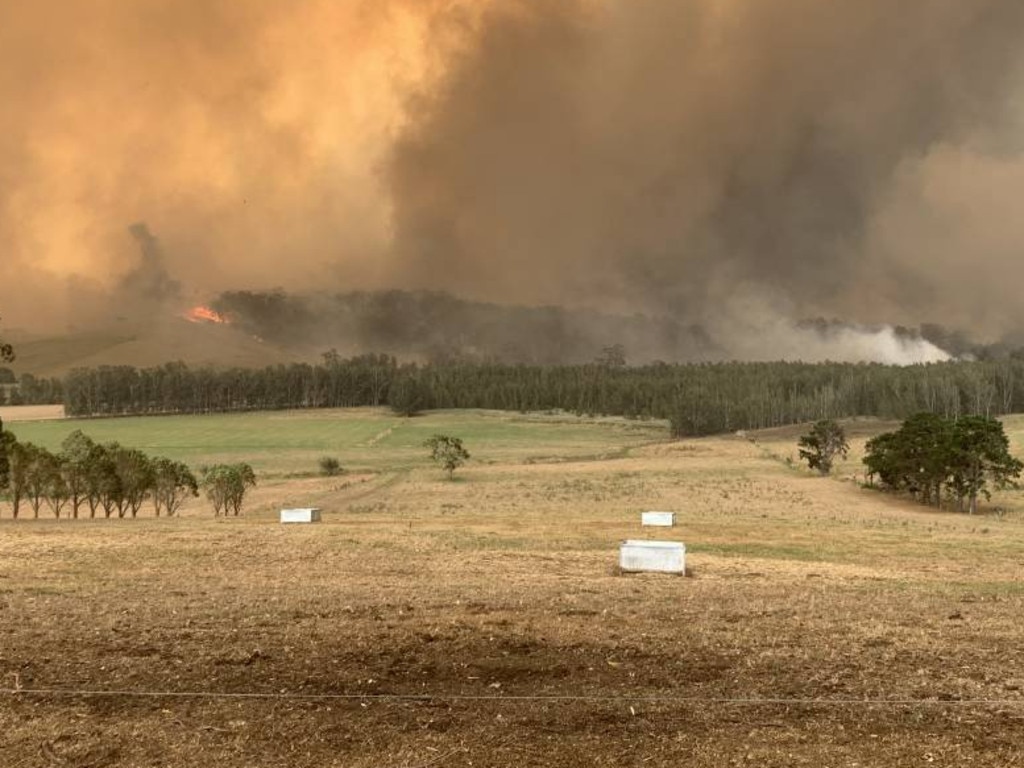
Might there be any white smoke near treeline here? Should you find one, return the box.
[723,320,951,366]
[2,0,1024,363]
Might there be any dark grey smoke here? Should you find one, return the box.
[388,1,1024,337]
[122,223,182,308]
[214,289,719,364]
[3,1,1024,361]
[212,289,964,365]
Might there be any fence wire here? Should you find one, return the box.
[2,687,1023,707]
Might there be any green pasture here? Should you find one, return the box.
[3,408,668,476]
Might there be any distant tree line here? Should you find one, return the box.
[0,368,63,406]
[863,414,1022,514]
[56,355,1024,436]
[0,422,255,519]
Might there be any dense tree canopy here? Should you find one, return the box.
[863,414,1022,513]
[54,356,1024,438]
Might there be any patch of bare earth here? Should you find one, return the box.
[1,432,1023,766]
[0,404,65,422]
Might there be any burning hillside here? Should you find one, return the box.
[3,2,1024,349]
[183,306,231,325]
[209,288,969,365]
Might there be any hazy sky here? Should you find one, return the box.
[2,0,1024,347]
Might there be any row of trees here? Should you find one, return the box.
[862,414,1022,514]
[0,369,63,405]
[0,421,256,519]
[56,356,1024,436]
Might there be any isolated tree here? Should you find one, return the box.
[151,457,199,517]
[424,435,470,480]
[797,419,849,475]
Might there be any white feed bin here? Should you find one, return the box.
[641,511,676,527]
[619,540,685,575]
[280,508,322,524]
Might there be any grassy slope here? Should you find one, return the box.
[4,408,669,475]
[1,411,1022,766]
[7,320,311,377]
[5,410,1023,595]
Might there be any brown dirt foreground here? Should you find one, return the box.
[2,434,1024,767]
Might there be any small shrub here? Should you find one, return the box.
[318,456,342,476]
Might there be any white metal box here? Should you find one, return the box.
[619,540,685,574]
[641,511,676,527]
[280,508,322,523]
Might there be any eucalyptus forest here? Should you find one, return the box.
[38,355,1024,437]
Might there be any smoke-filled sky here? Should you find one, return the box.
[3,0,1024,358]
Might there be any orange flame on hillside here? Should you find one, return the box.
[183,305,230,324]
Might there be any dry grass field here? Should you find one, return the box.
[0,404,65,423]
[2,410,1023,766]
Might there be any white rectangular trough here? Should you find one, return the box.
[280,507,322,524]
[619,540,685,575]
[641,511,676,527]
